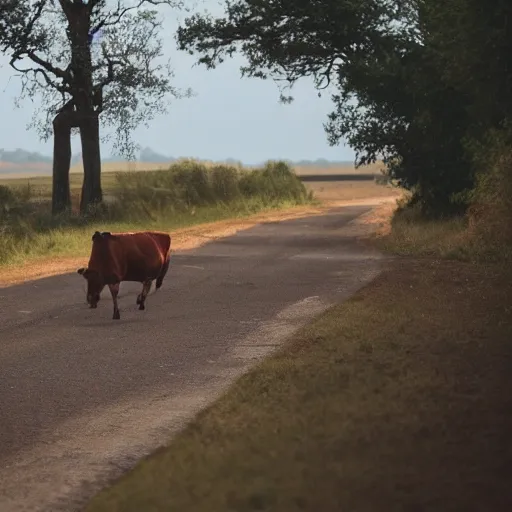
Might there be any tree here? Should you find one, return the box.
[421,0,512,129]
[1,0,190,214]
[176,0,476,214]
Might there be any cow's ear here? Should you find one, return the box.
[77,267,88,276]
[92,231,102,241]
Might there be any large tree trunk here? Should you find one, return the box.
[51,111,73,215]
[79,113,102,214]
[63,1,103,215]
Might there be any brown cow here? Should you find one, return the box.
[77,230,172,320]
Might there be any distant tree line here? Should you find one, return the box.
[176,0,512,217]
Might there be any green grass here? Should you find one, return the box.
[0,160,313,266]
[84,258,512,512]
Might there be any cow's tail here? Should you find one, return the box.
[156,258,170,289]
[156,236,172,290]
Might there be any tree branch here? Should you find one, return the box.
[97,54,118,88]
[25,50,71,82]
[9,59,71,93]
[91,0,183,35]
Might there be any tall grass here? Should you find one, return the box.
[465,148,512,262]
[0,160,312,266]
[379,198,471,259]
[380,144,512,263]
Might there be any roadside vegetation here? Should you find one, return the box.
[0,160,312,266]
[85,1,512,508]
[84,255,512,512]
[176,0,512,265]
[3,0,512,509]
[379,146,512,265]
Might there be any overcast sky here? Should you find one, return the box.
[0,1,355,165]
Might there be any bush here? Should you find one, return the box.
[384,127,512,263]
[169,159,216,207]
[114,159,309,219]
[0,159,313,266]
[211,164,241,202]
[467,151,512,261]
[239,160,309,203]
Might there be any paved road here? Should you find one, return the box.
[0,205,385,512]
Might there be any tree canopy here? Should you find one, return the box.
[5,0,188,156]
[177,0,512,216]
[1,0,190,213]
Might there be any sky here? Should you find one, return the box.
[0,1,355,165]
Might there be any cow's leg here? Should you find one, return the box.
[108,283,121,320]
[138,279,152,311]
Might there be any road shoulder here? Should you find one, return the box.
[84,257,512,512]
[0,197,395,288]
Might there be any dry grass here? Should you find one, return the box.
[366,192,476,260]
[0,160,313,267]
[0,173,400,285]
[71,160,384,175]
[293,161,385,176]
[0,160,383,181]
[378,216,472,259]
[307,180,401,203]
[0,172,396,204]
[84,258,512,512]
[0,203,331,288]
[0,172,121,198]
[0,164,387,198]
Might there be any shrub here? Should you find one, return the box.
[211,164,241,202]
[113,159,309,219]
[169,159,215,207]
[467,151,512,260]
[0,159,313,265]
[239,160,309,203]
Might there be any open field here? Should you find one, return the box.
[0,172,400,285]
[0,171,121,198]
[84,256,512,512]
[70,160,383,175]
[0,171,395,203]
[0,158,401,279]
[0,161,316,266]
[307,180,401,203]
[0,160,383,182]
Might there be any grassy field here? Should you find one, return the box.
[0,160,315,267]
[0,162,385,203]
[372,200,512,264]
[84,255,512,512]
[73,159,383,175]
[306,180,401,202]
[0,171,122,198]
[0,159,383,179]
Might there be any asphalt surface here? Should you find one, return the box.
[0,205,386,512]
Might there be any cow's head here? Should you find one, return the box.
[77,267,104,308]
[78,231,119,308]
